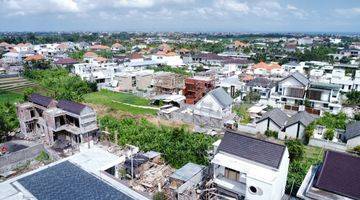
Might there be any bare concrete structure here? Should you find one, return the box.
[153,72,184,95]
[16,94,99,147]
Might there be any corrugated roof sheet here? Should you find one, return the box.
[314,151,360,199]
[218,131,286,169]
[170,162,205,182]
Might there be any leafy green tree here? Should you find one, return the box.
[68,50,85,60]
[285,140,304,162]
[243,91,260,103]
[0,102,19,142]
[24,69,91,102]
[100,116,216,168]
[346,91,360,105]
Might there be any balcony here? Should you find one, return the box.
[214,174,246,195]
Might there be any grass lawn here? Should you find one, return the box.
[0,90,23,104]
[84,90,157,115]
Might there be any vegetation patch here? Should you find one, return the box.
[24,68,94,102]
[100,116,217,168]
[285,141,323,196]
[233,104,252,124]
[0,90,23,104]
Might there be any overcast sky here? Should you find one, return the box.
[0,0,359,32]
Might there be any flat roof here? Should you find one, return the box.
[170,162,205,182]
[18,161,134,200]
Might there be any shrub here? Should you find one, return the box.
[324,129,335,141]
[265,130,278,138]
[285,140,304,162]
[304,122,315,144]
[352,146,360,156]
[35,150,50,162]
[153,192,166,200]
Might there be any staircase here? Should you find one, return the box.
[0,76,38,93]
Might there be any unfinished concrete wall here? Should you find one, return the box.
[0,143,46,173]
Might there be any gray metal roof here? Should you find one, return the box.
[256,108,289,128]
[343,121,360,141]
[209,87,233,109]
[218,131,286,169]
[284,111,317,128]
[18,161,134,200]
[170,162,205,182]
[281,71,309,86]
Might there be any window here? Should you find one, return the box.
[224,167,240,181]
[249,186,257,194]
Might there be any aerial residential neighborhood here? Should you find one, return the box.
[0,1,360,200]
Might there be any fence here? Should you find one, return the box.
[0,143,45,173]
[308,138,347,152]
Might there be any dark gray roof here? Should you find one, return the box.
[256,108,289,128]
[209,87,233,109]
[246,77,276,88]
[281,71,309,86]
[57,100,87,115]
[29,93,54,107]
[218,131,286,169]
[18,161,134,200]
[343,121,360,141]
[284,111,317,128]
[314,151,360,199]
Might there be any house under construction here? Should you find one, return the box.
[16,94,99,148]
[153,72,184,95]
[184,76,215,104]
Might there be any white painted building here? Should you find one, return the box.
[212,131,289,200]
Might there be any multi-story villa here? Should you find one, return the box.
[274,72,341,115]
[17,94,99,146]
[212,131,289,200]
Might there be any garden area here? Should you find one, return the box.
[99,115,217,168]
[232,103,252,124]
[285,140,323,196]
[84,90,158,115]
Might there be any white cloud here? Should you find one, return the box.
[335,7,360,17]
[115,0,155,8]
[215,0,249,13]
